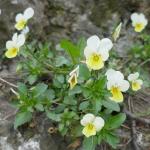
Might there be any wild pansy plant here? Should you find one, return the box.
[105,69,130,102]
[80,113,105,138]
[15,7,34,30]
[4,7,146,150]
[128,72,143,91]
[5,33,25,58]
[131,12,148,32]
[84,35,113,70]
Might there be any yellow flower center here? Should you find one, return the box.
[68,74,77,89]
[5,47,19,58]
[132,81,141,91]
[135,23,144,32]
[82,123,96,138]
[86,53,104,70]
[15,19,27,30]
[110,86,123,102]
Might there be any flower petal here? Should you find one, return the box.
[87,35,100,50]
[24,7,34,20]
[82,124,96,137]
[120,80,130,92]
[106,69,124,81]
[131,13,139,24]
[12,33,18,43]
[84,46,95,58]
[6,41,15,49]
[93,116,105,132]
[99,49,109,61]
[80,113,95,126]
[16,34,25,47]
[15,13,24,22]
[21,26,30,35]
[98,38,113,52]
[137,79,143,85]
[5,48,18,58]
[128,72,139,81]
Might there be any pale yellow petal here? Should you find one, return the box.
[132,81,141,91]
[82,124,96,138]
[5,47,19,58]
[86,53,104,70]
[110,87,123,102]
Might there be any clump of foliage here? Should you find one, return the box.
[3,8,148,150]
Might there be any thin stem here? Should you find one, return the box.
[0,77,18,88]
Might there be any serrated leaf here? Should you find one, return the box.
[60,39,80,64]
[92,99,102,114]
[56,75,65,83]
[33,83,48,98]
[14,111,32,129]
[68,86,82,95]
[63,96,77,105]
[79,101,89,110]
[46,110,61,122]
[102,100,120,112]
[82,136,97,150]
[17,82,27,95]
[35,103,44,111]
[45,89,55,100]
[55,56,69,67]
[106,113,126,129]
[104,133,120,149]
[79,64,90,81]
[27,75,37,85]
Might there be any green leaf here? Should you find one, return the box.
[77,37,86,56]
[14,111,32,129]
[79,101,89,110]
[27,75,37,85]
[71,125,83,137]
[46,110,61,122]
[102,100,120,112]
[33,83,48,98]
[82,136,97,150]
[92,99,102,114]
[60,39,80,64]
[94,76,106,90]
[104,133,120,149]
[17,82,27,96]
[79,64,90,81]
[55,56,69,67]
[97,134,103,144]
[68,86,82,95]
[35,103,44,111]
[106,113,126,129]
[56,75,65,84]
[63,96,77,105]
[45,89,55,100]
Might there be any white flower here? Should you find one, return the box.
[128,72,143,91]
[84,35,113,70]
[131,13,148,32]
[15,7,34,30]
[68,65,79,89]
[5,33,25,58]
[80,113,104,138]
[21,26,30,35]
[105,69,129,102]
[112,22,122,42]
